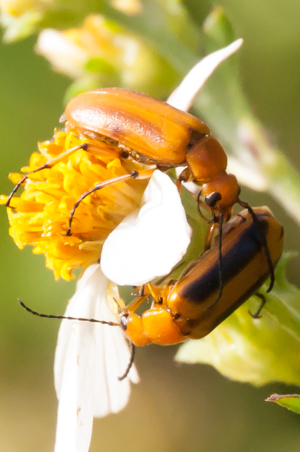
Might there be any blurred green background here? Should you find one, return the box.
[0,1,300,451]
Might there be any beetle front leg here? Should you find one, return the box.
[176,167,191,193]
[249,293,266,319]
[65,168,156,236]
[6,143,89,208]
[204,220,217,251]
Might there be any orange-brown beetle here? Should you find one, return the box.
[120,207,284,346]
[20,207,284,378]
[62,88,241,238]
[6,88,274,303]
[7,88,240,240]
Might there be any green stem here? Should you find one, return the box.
[99,3,199,73]
[268,153,300,224]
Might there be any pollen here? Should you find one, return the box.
[1,130,147,280]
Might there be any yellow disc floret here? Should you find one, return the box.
[1,130,147,280]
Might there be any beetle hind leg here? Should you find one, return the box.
[118,342,136,381]
[238,199,275,293]
[249,292,266,319]
[205,213,224,310]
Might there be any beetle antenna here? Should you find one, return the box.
[5,143,88,208]
[118,342,136,381]
[113,296,124,313]
[18,299,119,326]
[238,200,275,292]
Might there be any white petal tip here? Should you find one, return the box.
[167,38,244,112]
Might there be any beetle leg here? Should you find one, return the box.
[249,292,266,319]
[65,168,155,236]
[122,290,151,314]
[6,143,89,208]
[204,217,218,251]
[138,285,146,297]
[118,342,136,381]
[197,190,211,223]
[205,213,224,309]
[238,199,275,293]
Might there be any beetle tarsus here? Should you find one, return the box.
[6,143,89,208]
[249,293,266,319]
[6,174,28,207]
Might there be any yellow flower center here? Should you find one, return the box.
[1,130,147,280]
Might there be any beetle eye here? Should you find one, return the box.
[205,192,222,207]
[120,314,128,331]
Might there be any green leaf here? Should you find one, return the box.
[84,58,116,74]
[96,0,201,73]
[176,253,300,387]
[203,6,235,50]
[266,394,300,414]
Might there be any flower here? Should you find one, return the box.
[1,130,148,280]
[53,171,192,451]
[0,0,49,41]
[101,170,192,286]
[0,0,141,43]
[36,14,178,97]
[1,40,244,452]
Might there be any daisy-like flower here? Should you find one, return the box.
[0,0,142,43]
[1,40,244,452]
[1,130,149,280]
[0,0,50,41]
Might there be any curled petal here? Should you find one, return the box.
[54,265,138,452]
[101,171,192,286]
[167,39,243,111]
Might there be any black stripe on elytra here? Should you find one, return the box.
[187,268,271,332]
[179,220,269,304]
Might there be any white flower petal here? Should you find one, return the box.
[54,265,138,452]
[93,279,139,417]
[167,39,243,112]
[101,171,192,286]
[227,156,268,191]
